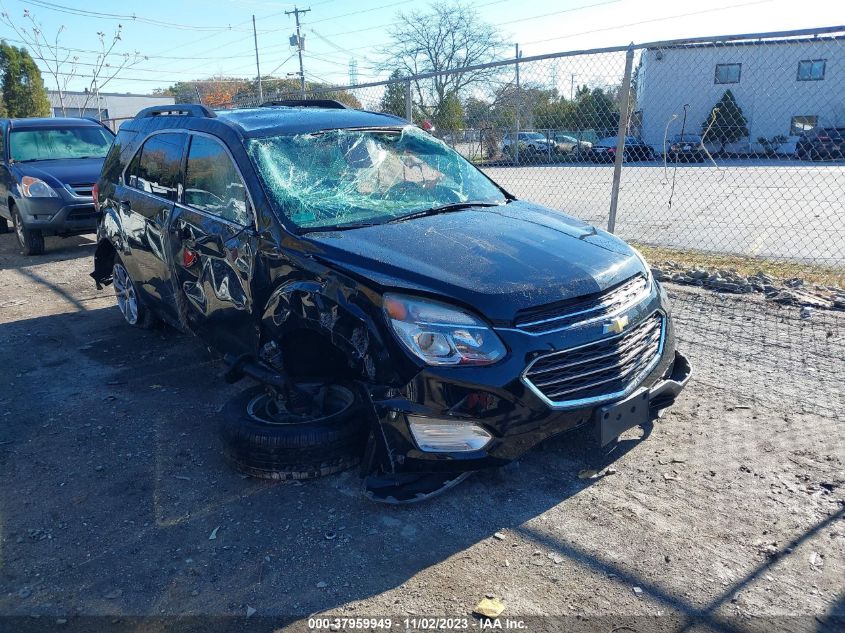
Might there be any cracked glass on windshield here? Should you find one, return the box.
[246,126,506,230]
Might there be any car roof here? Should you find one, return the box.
[215,106,408,138]
[121,105,409,142]
[5,117,104,129]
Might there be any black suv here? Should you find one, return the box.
[0,117,114,254]
[796,127,845,160]
[92,102,690,503]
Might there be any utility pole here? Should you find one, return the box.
[252,15,263,103]
[570,73,576,100]
[286,6,310,98]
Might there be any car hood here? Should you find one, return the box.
[12,158,104,188]
[303,200,645,323]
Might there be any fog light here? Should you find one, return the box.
[407,415,492,452]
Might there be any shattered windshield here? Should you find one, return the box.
[246,126,506,230]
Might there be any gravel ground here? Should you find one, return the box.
[0,231,842,633]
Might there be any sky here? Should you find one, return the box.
[0,0,841,95]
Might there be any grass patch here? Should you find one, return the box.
[632,243,845,288]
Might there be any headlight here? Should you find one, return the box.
[630,246,654,286]
[384,294,506,366]
[20,176,58,198]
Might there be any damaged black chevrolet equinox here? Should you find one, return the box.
[92,102,690,503]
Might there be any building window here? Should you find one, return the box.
[797,59,825,81]
[790,115,817,136]
[715,63,741,84]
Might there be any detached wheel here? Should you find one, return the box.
[220,384,368,480]
[112,257,157,328]
[11,204,44,255]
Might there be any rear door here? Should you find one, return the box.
[117,132,188,322]
[167,133,259,354]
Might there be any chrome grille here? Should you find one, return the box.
[515,274,650,334]
[68,183,94,197]
[523,312,664,408]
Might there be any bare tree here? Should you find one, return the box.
[0,8,78,115]
[85,26,146,118]
[0,8,145,117]
[379,1,505,119]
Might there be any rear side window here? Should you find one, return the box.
[184,134,250,225]
[126,133,186,202]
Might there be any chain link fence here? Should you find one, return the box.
[224,26,845,415]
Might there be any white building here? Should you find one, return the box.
[47,90,175,129]
[636,35,845,154]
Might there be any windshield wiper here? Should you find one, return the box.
[301,221,386,233]
[299,201,505,233]
[387,201,502,224]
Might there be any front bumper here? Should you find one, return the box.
[368,291,691,475]
[14,195,100,236]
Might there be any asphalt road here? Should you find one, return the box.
[483,160,845,265]
[0,232,842,632]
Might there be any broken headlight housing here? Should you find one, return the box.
[384,294,506,366]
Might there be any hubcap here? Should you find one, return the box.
[112,263,139,325]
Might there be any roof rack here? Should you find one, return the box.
[260,99,348,110]
[136,104,217,119]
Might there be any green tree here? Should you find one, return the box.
[464,96,491,128]
[0,42,50,117]
[432,92,464,138]
[701,89,748,154]
[380,70,407,117]
[534,97,576,131]
[573,87,619,138]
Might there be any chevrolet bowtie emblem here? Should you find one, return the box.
[604,315,629,334]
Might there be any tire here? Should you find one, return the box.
[112,257,157,328]
[220,384,369,480]
[11,204,44,256]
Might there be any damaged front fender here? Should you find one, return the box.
[260,271,401,385]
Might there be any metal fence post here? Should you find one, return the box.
[514,43,521,165]
[608,44,635,234]
[404,80,413,122]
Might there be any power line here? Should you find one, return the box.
[314,0,513,39]
[18,0,276,32]
[304,0,416,25]
[264,53,298,78]
[522,0,771,46]
[0,32,266,60]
